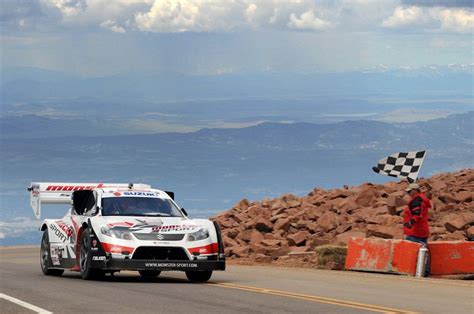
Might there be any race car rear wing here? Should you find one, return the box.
[28,182,152,219]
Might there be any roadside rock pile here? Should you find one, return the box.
[211,169,474,262]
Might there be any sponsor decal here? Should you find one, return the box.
[122,191,157,197]
[50,223,68,243]
[105,220,196,234]
[113,192,122,196]
[56,221,73,238]
[144,262,198,268]
[127,220,162,232]
[46,183,105,191]
[152,225,197,232]
[51,246,61,266]
[92,256,106,261]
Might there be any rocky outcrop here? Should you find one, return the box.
[212,169,474,263]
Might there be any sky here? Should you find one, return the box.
[1,0,473,76]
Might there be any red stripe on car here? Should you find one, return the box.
[101,242,135,254]
[188,243,219,255]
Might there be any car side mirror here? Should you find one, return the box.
[181,208,188,216]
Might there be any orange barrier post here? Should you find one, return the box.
[428,241,474,275]
[345,238,421,275]
[391,240,421,275]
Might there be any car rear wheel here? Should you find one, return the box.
[80,228,104,280]
[40,231,64,276]
[185,271,212,283]
[138,270,161,280]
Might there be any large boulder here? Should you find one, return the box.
[454,191,473,203]
[274,217,291,231]
[444,212,474,232]
[287,231,310,246]
[366,225,401,239]
[466,226,474,237]
[261,239,281,246]
[354,188,378,207]
[387,195,405,208]
[238,229,263,243]
[270,245,291,258]
[317,212,339,232]
[223,236,239,248]
[255,218,273,233]
[229,246,249,258]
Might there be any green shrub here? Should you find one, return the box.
[315,245,348,270]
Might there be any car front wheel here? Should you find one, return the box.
[185,271,212,283]
[79,228,104,280]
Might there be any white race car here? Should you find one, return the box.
[28,182,225,282]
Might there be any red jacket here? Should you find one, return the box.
[403,192,430,238]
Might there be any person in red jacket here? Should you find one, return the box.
[404,182,431,276]
[403,183,431,244]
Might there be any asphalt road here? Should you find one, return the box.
[1,246,472,314]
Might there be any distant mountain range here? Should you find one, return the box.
[1,65,472,102]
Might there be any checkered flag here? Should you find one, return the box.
[372,151,426,183]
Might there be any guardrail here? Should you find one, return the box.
[345,238,474,276]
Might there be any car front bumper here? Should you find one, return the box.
[91,258,226,271]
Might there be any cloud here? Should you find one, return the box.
[382,6,425,28]
[10,0,470,35]
[1,0,472,76]
[0,216,41,239]
[42,0,86,17]
[383,5,474,33]
[401,0,473,8]
[100,19,126,33]
[134,0,228,33]
[39,0,151,30]
[437,8,474,32]
[288,9,331,31]
[133,0,332,33]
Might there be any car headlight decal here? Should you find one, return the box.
[100,226,132,240]
[187,228,209,241]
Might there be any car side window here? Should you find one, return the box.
[83,191,98,216]
[72,190,97,216]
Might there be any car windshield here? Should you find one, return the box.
[101,197,183,217]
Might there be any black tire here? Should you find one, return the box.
[79,228,104,280]
[185,271,213,283]
[40,231,64,276]
[138,270,161,280]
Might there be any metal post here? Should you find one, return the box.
[415,246,429,277]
